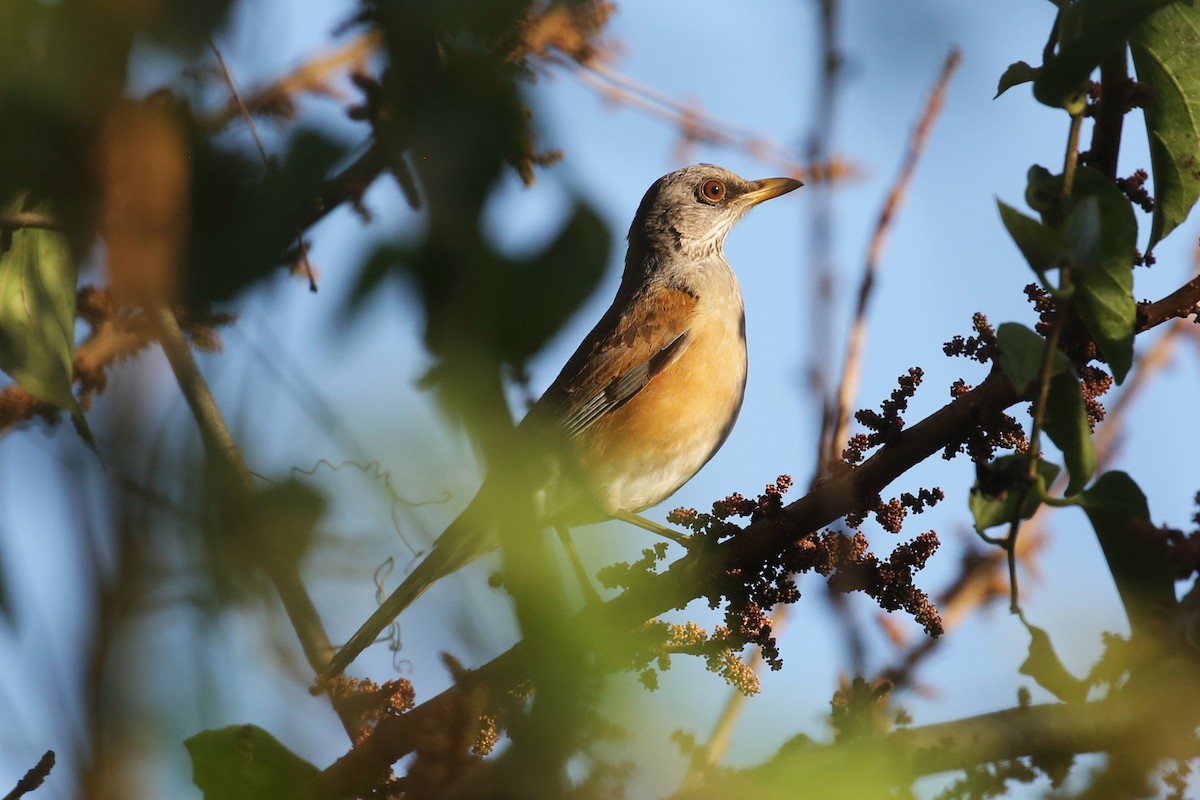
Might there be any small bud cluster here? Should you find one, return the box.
[943,312,997,363]
[842,368,924,464]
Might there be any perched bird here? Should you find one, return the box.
[326,164,801,676]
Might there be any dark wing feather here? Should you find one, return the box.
[528,285,699,439]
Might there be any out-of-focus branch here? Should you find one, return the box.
[0,211,58,232]
[568,60,855,183]
[673,688,1200,799]
[208,40,318,292]
[147,304,367,740]
[821,47,961,470]
[204,32,381,131]
[807,0,845,485]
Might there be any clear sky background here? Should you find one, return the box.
[2,1,1198,798]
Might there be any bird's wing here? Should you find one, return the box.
[537,284,698,439]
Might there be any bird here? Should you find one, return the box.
[326,164,801,677]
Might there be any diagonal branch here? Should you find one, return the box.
[313,265,1200,793]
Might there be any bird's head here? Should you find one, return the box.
[626,164,802,264]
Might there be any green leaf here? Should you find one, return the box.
[1025,165,1064,219]
[1043,369,1095,496]
[1060,196,1103,264]
[1019,619,1088,703]
[995,61,1041,98]
[996,200,1065,273]
[1034,0,1178,108]
[498,201,609,363]
[1131,2,1200,249]
[1065,168,1138,384]
[1080,472,1176,636]
[0,197,79,411]
[185,725,320,800]
[970,455,1061,531]
[996,321,1068,394]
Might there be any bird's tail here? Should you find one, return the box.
[324,503,490,678]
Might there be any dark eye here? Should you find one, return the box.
[701,179,726,203]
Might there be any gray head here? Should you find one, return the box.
[626,164,802,266]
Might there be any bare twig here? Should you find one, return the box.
[208,39,318,292]
[2,751,54,800]
[147,304,366,738]
[673,691,1200,799]
[806,0,845,484]
[567,59,852,183]
[823,48,961,469]
[0,212,58,232]
[205,32,381,130]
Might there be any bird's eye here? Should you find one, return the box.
[700,179,726,203]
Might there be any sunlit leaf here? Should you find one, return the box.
[0,197,79,411]
[1130,1,1200,249]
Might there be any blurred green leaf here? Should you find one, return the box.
[1080,472,1176,637]
[996,321,1068,394]
[995,60,1041,98]
[185,725,319,800]
[1043,369,1094,496]
[1060,196,1103,264]
[1025,165,1063,219]
[497,202,609,363]
[1064,168,1137,384]
[970,456,1061,531]
[0,197,79,411]
[1034,0,1178,107]
[997,200,1064,273]
[184,128,346,306]
[1130,1,1200,249]
[1020,619,1088,703]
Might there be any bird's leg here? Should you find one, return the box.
[555,525,603,605]
[614,510,693,547]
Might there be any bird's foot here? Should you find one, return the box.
[614,510,694,548]
[556,525,605,605]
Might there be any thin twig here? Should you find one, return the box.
[0,212,58,232]
[208,39,318,292]
[568,59,845,182]
[807,0,843,484]
[2,751,54,800]
[147,303,364,739]
[205,32,381,130]
[823,48,962,468]
[999,109,1085,613]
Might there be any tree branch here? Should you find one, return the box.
[674,686,1200,798]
